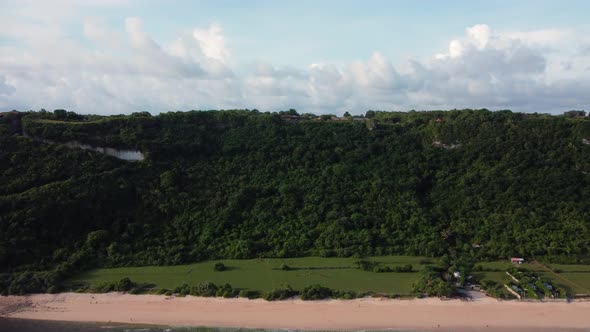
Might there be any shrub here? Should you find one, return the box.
[216,283,237,298]
[239,289,262,299]
[280,263,291,271]
[190,281,218,297]
[412,271,454,297]
[331,289,357,299]
[214,262,226,272]
[354,259,377,271]
[174,283,190,296]
[74,286,89,293]
[116,277,136,292]
[93,281,115,293]
[394,264,413,272]
[374,264,412,273]
[301,284,333,300]
[264,285,298,301]
[155,288,169,295]
[128,287,141,295]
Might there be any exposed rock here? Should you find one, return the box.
[432,140,461,149]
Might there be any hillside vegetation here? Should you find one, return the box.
[1,108,590,294]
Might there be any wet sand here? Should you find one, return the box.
[1,293,590,331]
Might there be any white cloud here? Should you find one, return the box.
[192,24,231,64]
[504,28,573,47]
[0,16,589,115]
[466,24,491,49]
[125,17,158,51]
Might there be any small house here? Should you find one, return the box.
[435,118,442,123]
[511,257,525,264]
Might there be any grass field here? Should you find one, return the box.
[71,256,590,297]
[473,271,510,285]
[70,256,431,295]
[476,260,590,295]
[554,273,590,295]
[547,264,590,272]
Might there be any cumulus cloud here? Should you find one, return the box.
[505,28,574,47]
[192,24,231,64]
[0,16,588,115]
[84,18,124,49]
[467,24,491,49]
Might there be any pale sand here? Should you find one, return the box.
[1,292,590,331]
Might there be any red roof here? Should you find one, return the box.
[435,118,442,122]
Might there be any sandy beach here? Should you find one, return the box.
[1,292,590,331]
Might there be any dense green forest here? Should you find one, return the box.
[1,108,590,294]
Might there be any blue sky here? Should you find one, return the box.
[0,0,589,114]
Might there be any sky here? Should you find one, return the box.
[0,0,589,115]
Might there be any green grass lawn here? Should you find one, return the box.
[476,260,512,271]
[554,273,590,295]
[474,271,510,285]
[535,270,590,295]
[546,264,590,272]
[476,260,590,296]
[70,256,430,295]
[477,260,549,272]
[526,262,590,295]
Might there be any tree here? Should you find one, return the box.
[116,277,136,292]
[132,111,152,117]
[85,230,109,249]
[53,109,67,119]
[159,170,177,189]
[190,282,218,296]
[301,284,333,300]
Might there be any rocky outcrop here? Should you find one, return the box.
[24,133,144,161]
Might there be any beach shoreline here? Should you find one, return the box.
[2,292,590,331]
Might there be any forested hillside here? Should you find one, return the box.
[1,108,590,294]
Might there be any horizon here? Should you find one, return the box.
[1,0,589,115]
[5,107,587,117]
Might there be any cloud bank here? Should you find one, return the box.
[0,9,589,115]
